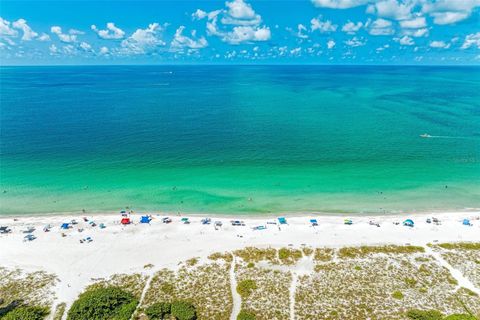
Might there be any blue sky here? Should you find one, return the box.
[1,0,479,65]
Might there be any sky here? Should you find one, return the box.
[1,0,480,65]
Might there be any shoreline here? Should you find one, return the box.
[1,207,480,219]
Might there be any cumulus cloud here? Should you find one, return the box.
[91,23,125,39]
[396,35,414,45]
[429,12,470,25]
[327,39,336,49]
[399,17,426,29]
[429,40,450,48]
[311,0,368,9]
[171,26,208,50]
[341,21,363,34]
[368,18,394,36]
[192,9,208,20]
[12,19,38,40]
[461,32,480,49]
[38,33,50,41]
[366,0,414,20]
[402,27,429,37]
[311,16,338,32]
[121,23,166,54]
[50,26,78,43]
[422,0,480,24]
[0,17,18,37]
[344,36,366,47]
[296,24,309,39]
[99,46,109,55]
[200,0,271,44]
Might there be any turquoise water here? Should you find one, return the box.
[0,65,479,215]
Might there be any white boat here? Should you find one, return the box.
[420,133,432,138]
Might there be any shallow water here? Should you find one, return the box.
[1,65,479,215]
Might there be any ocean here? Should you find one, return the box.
[0,65,479,215]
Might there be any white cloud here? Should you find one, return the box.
[12,19,38,41]
[79,41,92,51]
[367,0,414,20]
[0,18,18,37]
[296,24,309,39]
[201,0,271,44]
[402,27,429,37]
[311,0,368,9]
[290,47,301,55]
[192,9,208,20]
[171,26,208,49]
[461,32,480,49]
[422,0,480,25]
[91,23,125,39]
[50,26,77,43]
[49,44,58,54]
[368,18,394,36]
[396,35,414,45]
[327,39,336,49]
[341,21,363,34]
[69,29,84,35]
[399,17,426,29]
[311,17,338,33]
[38,33,50,41]
[430,12,470,25]
[344,36,366,47]
[429,40,450,48]
[99,46,109,55]
[121,23,165,54]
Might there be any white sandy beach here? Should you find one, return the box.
[1,211,479,312]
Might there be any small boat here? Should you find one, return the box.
[420,133,432,138]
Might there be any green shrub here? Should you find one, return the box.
[237,310,256,320]
[392,291,404,299]
[236,280,257,298]
[145,302,171,319]
[443,315,477,320]
[170,301,196,320]
[2,306,49,320]
[406,309,444,320]
[67,287,138,320]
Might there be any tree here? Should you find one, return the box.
[237,310,256,320]
[2,306,49,320]
[170,301,196,320]
[67,287,138,320]
[145,302,171,319]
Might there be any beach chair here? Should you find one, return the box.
[86,237,93,243]
[253,225,266,230]
[463,219,472,226]
[23,227,35,233]
[162,217,172,224]
[181,217,190,224]
[99,223,106,229]
[344,219,353,225]
[201,218,211,225]
[23,234,36,242]
[278,217,287,225]
[0,226,12,234]
[426,218,432,224]
[310,219,318,226]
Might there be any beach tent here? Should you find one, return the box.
[140,216,151,224]
[278,217,287,225]
[463,219,472,226]
[61,223,69,230]
[181,217,190,224]
[201,218,211,225]
[344,219,353,225]
[121,217,131,225]
[403,219,414,227]
[310,219,318,226]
